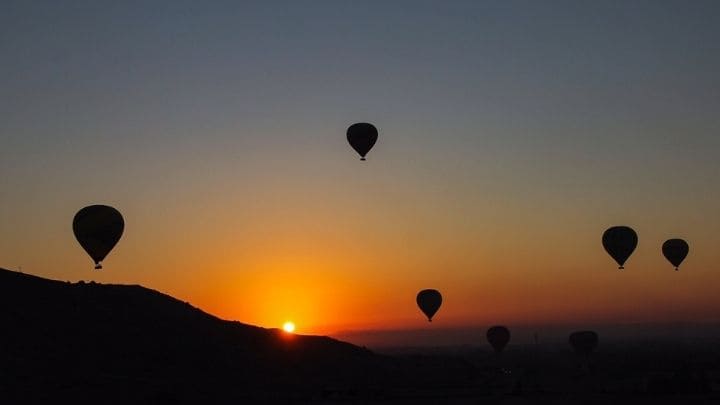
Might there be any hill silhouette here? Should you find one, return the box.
[0,268,389,403]
[4,268,720,404]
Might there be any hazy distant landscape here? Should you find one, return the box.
[334,323,720,349]
[3,267,720,404]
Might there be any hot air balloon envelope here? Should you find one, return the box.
[569,331,598,356]
[73,205,124,270]
[346,122,378,160]
[486,325,511,353]
[416,289,442,322]
[602,226,638,269]
[662,238,689,270]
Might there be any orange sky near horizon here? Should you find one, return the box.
[3,156,720,338]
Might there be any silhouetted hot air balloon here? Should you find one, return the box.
[73,205,124,270]
[662,238,689,271]
[569,331,598,356]
[416,289,442,322]
[346,122,378,161]
[486,326,511,353]
[602,226,638,269]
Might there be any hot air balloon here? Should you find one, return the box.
[662,238,689,271]
[486,326,511,353]
[416,289,442,322]
[73,205,124,270]
[602,226,638,269]
[346,122,378,161]
[569,331,598,356]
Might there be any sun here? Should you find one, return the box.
[282,321,296,333]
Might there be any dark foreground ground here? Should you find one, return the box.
[2,268,720,403]
[359,341,720,404]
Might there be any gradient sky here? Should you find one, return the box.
[1,1,720,341]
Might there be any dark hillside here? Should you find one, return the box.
[0,268,381,403]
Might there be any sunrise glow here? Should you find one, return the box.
[283,321,296,333]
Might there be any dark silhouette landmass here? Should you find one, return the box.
[0,268,385,403]
[2,268,720,404]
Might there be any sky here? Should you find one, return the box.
[1,1,720,343]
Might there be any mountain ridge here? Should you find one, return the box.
[0,267,385,403]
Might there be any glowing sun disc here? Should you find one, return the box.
[283,321,295,333]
